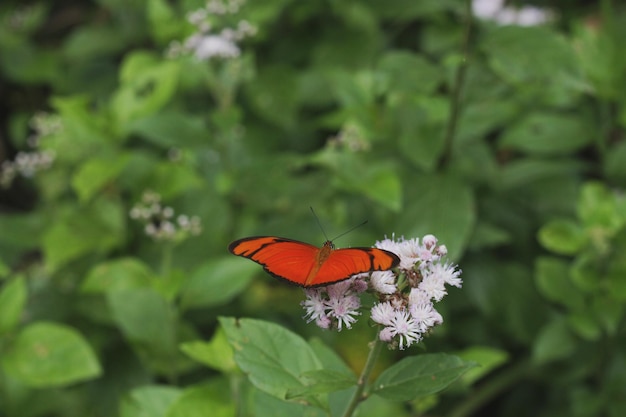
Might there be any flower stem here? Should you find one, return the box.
[340,334,384,417]
[439,0,474,170]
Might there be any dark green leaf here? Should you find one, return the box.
[372,354,475,401]
[287,370,356,398]
[534,257,585,309]
[532,316,576,364]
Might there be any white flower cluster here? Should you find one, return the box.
[371,235,461,349]
[1,112,60,188]
[300,234,462,350]
[129,191,202,242]
[167,0,257,61]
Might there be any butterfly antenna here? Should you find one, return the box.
[310,207,330,241]
[331,220,368,242]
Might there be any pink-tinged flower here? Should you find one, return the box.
[327,294,361,331]
[409,303,443,332]
[302,289,327,324]
[387,308,422,350]
[418,268,447,301]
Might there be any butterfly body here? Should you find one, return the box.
[228,236,400,287]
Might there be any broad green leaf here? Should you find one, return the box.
[0,276,27,335]
[127,111,208,149]
[42,197,125,271]
[567,311,601,341]
[245,65,299,129]
[108,289,176,350]
[81,258,153,293]
[377,51,441,95]
[308,338,355,377]
[498,158,586,190]
[538,219,587,255]
[591,296,623,336]
[147,0,181,44]
[180,327,236,373]
[254,389,327,417]
[1,322,101,387]
[372,353,475,401]
[532,316,576,364]
[454,346,509,386]
[570,254,601,292]
[287,370,356,398]
[72,154,130,202]
[577,182,623,231]
[111,52,179,130]
[219,317,323,401]
[145,162,204,199]
[180,257,257,310]
[397,174,475,259]
[499,113,591,155]
[483,26,581,86]
[120,385,182,417]
[165,380,234,417]
[534,257,585,309]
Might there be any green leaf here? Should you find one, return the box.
[483,26,581,86]
[591,296,623,336]
[538,219,587,255]
[0,276,27,335]
[165,380,235,417]
[42,197,125,271]
[287,370,356,398]
[0,258,10,279]
[180,257,257,310]
[81,258,154,293]
[570,254,602,292]
[145,162,204,199]
[180,327,236,373]
[127,111,208,149]
[72,154,130,203]
[498,158,585,190]
[219,317,323,401]
[108,289,176,348]
[372,353,475,401]
[532,316,577,364]
[111,52,180,130]
[567,311,601,341]
[377,51,441,95]
[120,385,182,417]
[454,346,509,386]
[534,257,585,309]
[499,113,591,155]
[397,174,475,259]
[578,182,623,231]
[1,322,101,387]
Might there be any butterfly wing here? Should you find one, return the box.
[309,247,401,286]
[228,236,320,286]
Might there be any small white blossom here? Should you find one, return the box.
[370,270,397,294]
[472,0,553,26]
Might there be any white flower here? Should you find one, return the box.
[371,301,395,326]
[185,34,241,60]
[370,270,397,294]
[302,289,328,323]
[418,267,447,302]
[410,303,443,332]
[386,308,422,350]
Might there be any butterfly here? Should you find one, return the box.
[228,236,400,287]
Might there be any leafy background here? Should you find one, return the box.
[1,0,626,416]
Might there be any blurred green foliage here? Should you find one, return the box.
[1,0,626,416]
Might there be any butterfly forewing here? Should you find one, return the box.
[229,236,320,285]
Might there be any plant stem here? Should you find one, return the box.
[340,334,384,417]
[439,0,474,170]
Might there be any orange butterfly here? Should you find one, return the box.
[228,236,400,287]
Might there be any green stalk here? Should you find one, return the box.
[439,0,474,170]
[340,334,384,417]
